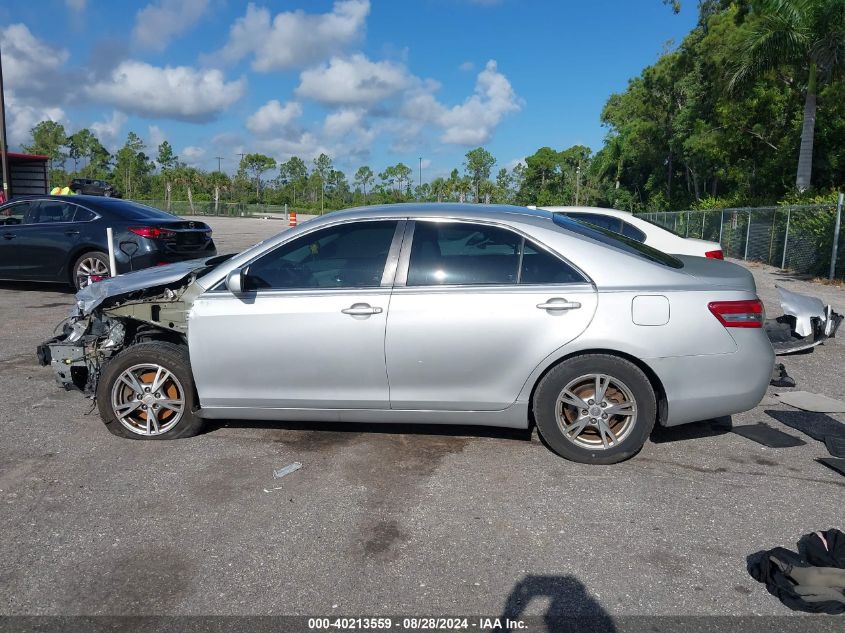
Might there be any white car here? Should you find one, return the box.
[535,206,724,259]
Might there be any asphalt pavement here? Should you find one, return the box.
[0,215,843,625]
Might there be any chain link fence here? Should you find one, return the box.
[640,202,845,280]
[136,199,294,217]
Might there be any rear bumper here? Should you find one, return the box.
[647,329,775,426]
[115,241,216,274]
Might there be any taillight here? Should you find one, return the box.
[129,226,175,239]
[708,300,764,328]
[705,249,724,260]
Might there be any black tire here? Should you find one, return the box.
[96,342,203,440]
[71,250,111,290]
[533,354,656,464]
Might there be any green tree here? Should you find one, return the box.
[156,141,178,172]
[240,153,277,200]
[279,156,308,205]
[354,165,374,200]
[23,121,68,171]
[113,132,151,198]
[313,153,334,210]
[731,0,845,191]
[464,147,496,202]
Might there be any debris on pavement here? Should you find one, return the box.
[732,423,806,448]
[770,363,796,388]
[817,458,845,479]
[273,462,302,479]
[747,528,845,614]
[764,286,843,354]
[775,391,845,413]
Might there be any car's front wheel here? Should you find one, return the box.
[533,354,656,464]
[96,342,203,440]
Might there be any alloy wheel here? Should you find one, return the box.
[554,373,637,450]
[76,257,110,288]
[110,363,186,436]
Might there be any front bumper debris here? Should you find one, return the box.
[765,286,843,355]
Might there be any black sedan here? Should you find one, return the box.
[0,196,216,289]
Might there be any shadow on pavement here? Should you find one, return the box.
[0,280,74,294]
[496,574,616,633]
[201,417,533,442]
[650,416,732,444]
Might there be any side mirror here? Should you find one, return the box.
[225,267,246,294]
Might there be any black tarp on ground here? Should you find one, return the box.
[748,529,845,614]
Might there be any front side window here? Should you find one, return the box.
[245,220,398,290]
[0,202,31,226]
[407,222,521,286]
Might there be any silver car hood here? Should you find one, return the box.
[74,257,217,315]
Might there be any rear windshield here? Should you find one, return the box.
[552,214,683,269]
[97,199,178,221]
[639,215,685,237]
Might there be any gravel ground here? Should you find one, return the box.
[0,216,843,626]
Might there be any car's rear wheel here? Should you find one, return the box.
[72,251,111,290]
[533,354,656,464]
[96,342,203,440]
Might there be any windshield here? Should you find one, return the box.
[552,214,683,269]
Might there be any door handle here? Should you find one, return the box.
[537,298,581,311]
[65,230,80,236]
[2,233,14,240]
[341,303,383,316]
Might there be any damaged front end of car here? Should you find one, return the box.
[36,256,227,396]
[765,286,844,355]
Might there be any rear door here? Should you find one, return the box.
[14,200,81,279]
[384,219,598,411]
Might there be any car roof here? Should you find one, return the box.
[535,205,633,218]
[322,202,556,224]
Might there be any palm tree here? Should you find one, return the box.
[731,0,845,191]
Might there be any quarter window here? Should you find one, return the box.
[244,220,398,290]
[520,241,585,284]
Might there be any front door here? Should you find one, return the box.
[385,220,597,411]
[189,220,403,411]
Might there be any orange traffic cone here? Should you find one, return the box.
[289,209,297,227]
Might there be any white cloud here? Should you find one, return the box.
[296,54,410,106]
[182,145,206,166]
[65,0,87,11]
[90,111,128,149]
[323,108,365,137]
[0,24,69,99]
[420,158,432,169]
[4,91,67,148]
[86,61,246,121]
[133,0,209,51]
[213,0,370,71]
[246,100,302,135]
[147,125,167,148]
[403,59,521,145]
[458,61,474,72]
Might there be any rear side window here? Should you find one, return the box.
[553,214,683,269]
[407,222,521,286]
[407,221,585,286]
[33,201,76,223]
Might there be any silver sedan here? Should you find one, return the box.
[39,204,774,464]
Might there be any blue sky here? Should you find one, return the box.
[0,0,697,179]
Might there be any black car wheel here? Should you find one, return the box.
[533,354,656,464]
[72,251,110,289]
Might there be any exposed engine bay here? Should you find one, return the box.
[36,255,230,395]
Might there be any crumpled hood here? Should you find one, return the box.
[74,257,216,315]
